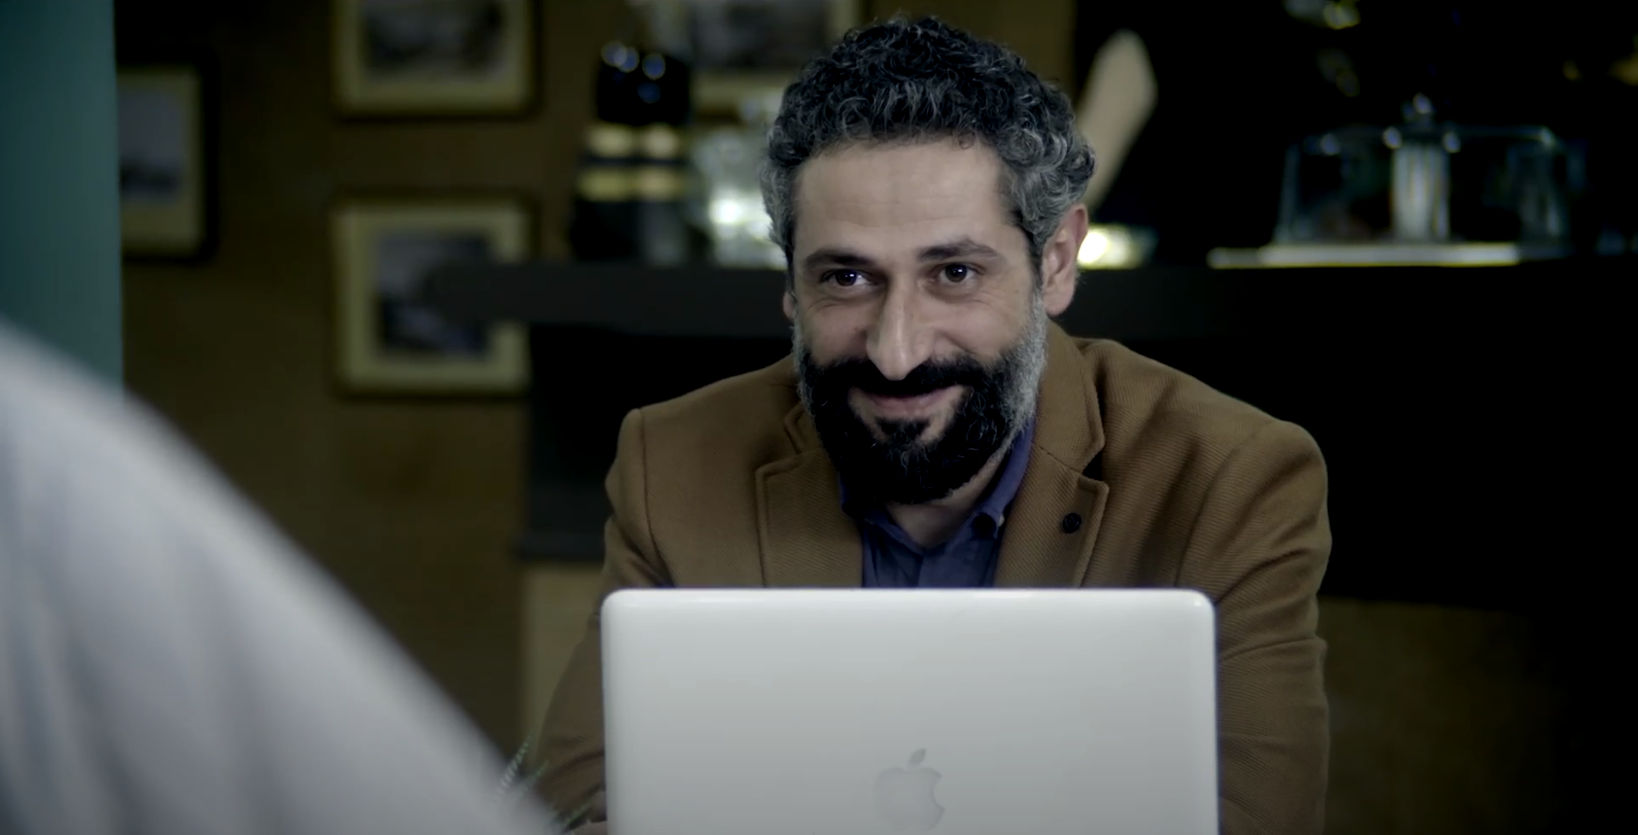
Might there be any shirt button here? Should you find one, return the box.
[1061,512,1083,533]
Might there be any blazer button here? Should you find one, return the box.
[1061,512,1082,533]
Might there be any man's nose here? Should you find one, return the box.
[866,283,933,381]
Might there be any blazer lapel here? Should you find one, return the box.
[994,324,1110,588]
[993,453,1108,587]
[756,406,862,588]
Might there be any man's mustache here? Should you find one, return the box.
[810,356,991,399]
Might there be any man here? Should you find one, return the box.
[537,16,1330,834]
[0,318,561,835]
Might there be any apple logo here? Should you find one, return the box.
[873,748,945,830]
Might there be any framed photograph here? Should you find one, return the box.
[117,64,209,258]
[331,0,537,116]
[331,196,531,395]
[670,0,860,115]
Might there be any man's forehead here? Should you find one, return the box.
[791,138,1016,258]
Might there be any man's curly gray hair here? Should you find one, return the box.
[760,15,1095,276]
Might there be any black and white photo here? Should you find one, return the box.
[332,197,531,394]
[333,0,535,115]
[372,230,492,356]
[117,65,206,257]
[688,0,836,72]
[117,85,185,203]
[669,0,858,114]
[361,0,508,79]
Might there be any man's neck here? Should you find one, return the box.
[885,450,1009,549]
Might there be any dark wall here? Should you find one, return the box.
[115,0,636,750]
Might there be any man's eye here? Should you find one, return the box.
[824,269,865,286]
[942,264,974,282]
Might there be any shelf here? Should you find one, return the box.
[417,261,1241,341]
[428,256,1633,611]
[418,256,1634,342]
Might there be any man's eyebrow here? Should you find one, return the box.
[799,248,879,273]
[799,239,1006,273]
[917,238,1005,262]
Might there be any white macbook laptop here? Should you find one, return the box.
[601,588,1218,835]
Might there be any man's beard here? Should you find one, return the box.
[792,296,1049,506]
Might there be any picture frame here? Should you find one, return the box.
[117,62,212,259]
[330,195,532,395]
[659,0,861,115]
[331,0,538,117]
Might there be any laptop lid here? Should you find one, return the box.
[601,588,1218,835]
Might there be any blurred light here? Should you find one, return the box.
[1383,127,1402,149]
[1208,243,1530,269]
[1077,225,1144,269]
[1411,93,1434,116]
[637,82,660,103]
[585,122,637,158]
[642,53,667,80]
[709,197,746,226]
[602,42,636,72]
[633,166,685,201]
[1562,60,1582,81]
[1613,42,1638,86]
[1079,228,1110,265]
[1442,132,1461,153]
[1318,134,1341,155]
[703,192,781,267]
[1314,48,1361,97]
[1322,1,1359,29]
[638,125,682,160]
[1337,70,1360,97]
[1284,0,1325,24]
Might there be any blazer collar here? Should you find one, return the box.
[752,379,858,587]
[992,323,1109,587]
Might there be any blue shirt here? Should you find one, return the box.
[844,419,1036,588]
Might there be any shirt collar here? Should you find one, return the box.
[973,417,1035,527]
[839,418,1037,533]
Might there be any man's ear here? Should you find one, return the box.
[1040,204,1087,317]
[782,287,796,321]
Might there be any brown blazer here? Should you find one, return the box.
[536,323,1331,834]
